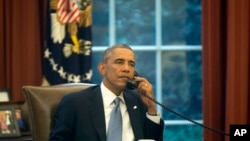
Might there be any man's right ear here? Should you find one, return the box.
[98,62,106,75]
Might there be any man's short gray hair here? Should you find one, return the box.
[101,44,134,63]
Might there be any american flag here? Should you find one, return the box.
[43,0,92,85]
[57,0,80,23]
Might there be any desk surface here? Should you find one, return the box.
[1,135,32,141]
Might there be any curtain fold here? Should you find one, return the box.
[203,0,250,141]
[225,0,250,128]
[0,0,46,101]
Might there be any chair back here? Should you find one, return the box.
[22,83,95,141]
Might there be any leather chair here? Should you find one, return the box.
[22,83,96,141]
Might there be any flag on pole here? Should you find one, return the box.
[43,0,92,85]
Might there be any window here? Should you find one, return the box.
[91,0,202,140]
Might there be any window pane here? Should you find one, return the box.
[164,125,203,141]
[92,0,109,46]
[116,0,155,45]
[161,51,202,120]
[134,51,156,84]
[92,0,202,140]
[162,0,201,45]
[91,52,103,83]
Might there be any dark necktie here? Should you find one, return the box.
[107,97,122,141]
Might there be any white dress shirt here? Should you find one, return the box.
[101,82,160,141]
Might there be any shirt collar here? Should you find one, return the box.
[100,82,125,106]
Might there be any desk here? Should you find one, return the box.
[1,135,32,141]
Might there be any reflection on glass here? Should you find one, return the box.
[92,0,109,46]
[164,125,203,141]
[91,52,103,83]
[161,51,202,120]
[115,0,155,45]
[162,0,201,45]
[134,51,156,85]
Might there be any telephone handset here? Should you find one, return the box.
[126,71,230,136]
[126,71,139,90]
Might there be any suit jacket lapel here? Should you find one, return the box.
[124,91,144,140]
[89,86,106,141]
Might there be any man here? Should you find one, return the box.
[49,44,164,141]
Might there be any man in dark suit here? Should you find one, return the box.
[49,44,164,141]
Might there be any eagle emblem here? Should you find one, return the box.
[50,0,92,56]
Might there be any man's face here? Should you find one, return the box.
[99,48,136,92]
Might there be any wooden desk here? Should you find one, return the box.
[1,135,32,141]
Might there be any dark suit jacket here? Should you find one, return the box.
[49,85,164,141]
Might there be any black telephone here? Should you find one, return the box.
[126,71,139,90]
[126,71,230,136]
